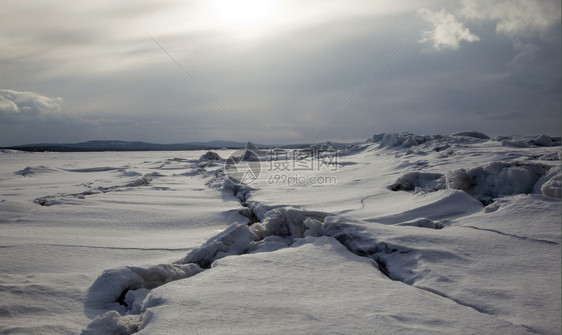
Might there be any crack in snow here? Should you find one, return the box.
[461,225,558,245]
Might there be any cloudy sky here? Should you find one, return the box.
[1,0,560,146]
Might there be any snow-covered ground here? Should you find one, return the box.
[0,133,560,334]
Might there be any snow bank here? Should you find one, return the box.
[446,162,552,198]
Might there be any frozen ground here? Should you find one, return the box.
[0,133,560,334]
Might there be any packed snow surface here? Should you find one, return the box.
[0,133,560,334]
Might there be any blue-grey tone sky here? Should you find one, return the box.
[1,0,560,146]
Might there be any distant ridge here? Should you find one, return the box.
[1,139,365,152]
[1,140,268,152]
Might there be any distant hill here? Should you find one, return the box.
[1,139,368,152]
[1,140,262,152]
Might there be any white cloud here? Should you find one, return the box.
[418,8,480,50]
[0,89,63,120]
[462,0,561,40]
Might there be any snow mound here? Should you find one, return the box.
[388,172,445,192]
[451,131,490,139]
[446,162,552,199]
[198,151,222,162]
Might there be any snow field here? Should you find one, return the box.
[1,133,560,334]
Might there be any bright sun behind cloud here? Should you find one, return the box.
[210,0,279,38]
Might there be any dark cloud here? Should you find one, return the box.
[0,0,560,146]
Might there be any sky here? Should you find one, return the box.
[0,0,560,146]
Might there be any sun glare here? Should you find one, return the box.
[211,0,278,37]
